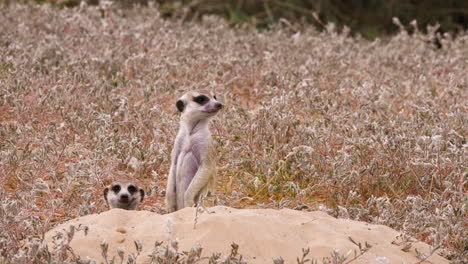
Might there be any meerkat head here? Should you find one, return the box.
[176,91,223,123]
[104,181,145,210]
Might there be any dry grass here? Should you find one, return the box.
[0,2,466,263]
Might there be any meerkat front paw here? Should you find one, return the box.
[184,192,197,208]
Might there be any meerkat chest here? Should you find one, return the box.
[174,132,210,185]
[179,133,209,161]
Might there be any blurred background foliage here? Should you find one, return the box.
[5,0,468,39]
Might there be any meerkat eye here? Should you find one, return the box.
[194,95,209,105]
[127,185,137,193]
[112,185,121,193]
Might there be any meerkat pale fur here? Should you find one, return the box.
[165,91,223,212]
[104,181,145,210]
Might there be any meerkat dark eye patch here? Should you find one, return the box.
[128,185,137,193]
[112,185,121,193]
[176,100,185,112]
[194,95,209,105]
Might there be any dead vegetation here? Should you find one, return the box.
[0,2,466,263]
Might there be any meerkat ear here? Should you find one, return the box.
[103,187,109,201]
[176,99,185,112]
[139,189,145,201]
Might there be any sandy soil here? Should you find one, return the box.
[44,206,448,263]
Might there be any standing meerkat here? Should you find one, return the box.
[165,91,223,213]
[104,181,145,210]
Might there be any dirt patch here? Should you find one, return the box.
[45,206,448,263]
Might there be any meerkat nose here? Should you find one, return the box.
[120,194,129,200]
[215,102,223,109]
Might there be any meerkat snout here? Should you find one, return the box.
[104,181,145,210]
[214,102,223,110]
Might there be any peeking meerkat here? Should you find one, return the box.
[104,181,145,210]
[165,91,223,213]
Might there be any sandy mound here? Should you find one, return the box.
[44,206,447,263]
